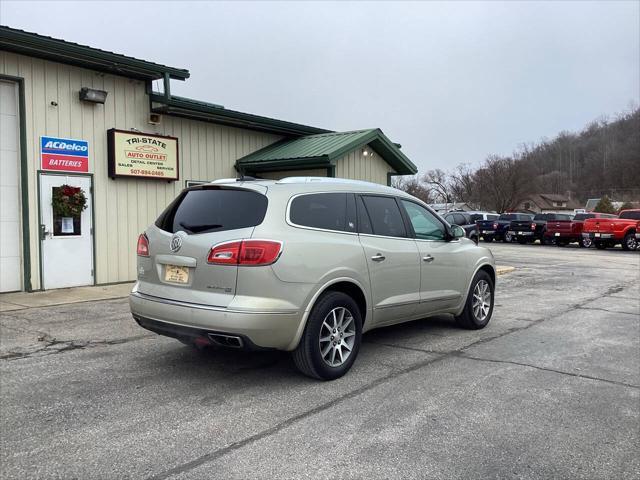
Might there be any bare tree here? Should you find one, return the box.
[449,163,477,207]
[473,155,532,213]
[421,169,453,204]
[392,175,432,203]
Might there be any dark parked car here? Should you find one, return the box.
[477,213,534,243]
[509,213,573,245]
[443,211,479,244]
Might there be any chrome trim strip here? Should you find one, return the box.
[130,291,298,314]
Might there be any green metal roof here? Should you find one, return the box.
[0,25,189,81]
[150,93,330,136]
[236,129,418,175]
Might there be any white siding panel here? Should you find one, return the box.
[1,51,282,288]
[335,147,394,185]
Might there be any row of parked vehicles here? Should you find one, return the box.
[443,209,640,251]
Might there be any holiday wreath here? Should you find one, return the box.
[51,185,88,217]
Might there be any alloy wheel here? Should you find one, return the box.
[472,280,492,322]
[626,236,638,251]
[319,307,356,367]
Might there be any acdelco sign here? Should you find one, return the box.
[41,136,89,173]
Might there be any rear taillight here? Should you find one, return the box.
[207,241,241,264]
[531,223,536,231]
[208,240,282,266]
[137,234,149,257]
[492,222,498,230]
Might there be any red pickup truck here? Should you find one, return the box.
[582,209,640,250]
[545,212,617,248]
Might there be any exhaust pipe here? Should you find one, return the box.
[208,333,244,349]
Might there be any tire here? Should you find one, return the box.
[503,232,513,243]
[483,236,494,243]
[557,240,568,247]
[541,234,553,246]
[595,241,607,250]
[622,232,637,251]
[517,237,527,245]
[455,270,494,330]
[580,237,592,248]
[292,291,363,380]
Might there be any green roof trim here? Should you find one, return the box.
[0,25,189,81]
[236,129,418,175]
[150,93,330,136]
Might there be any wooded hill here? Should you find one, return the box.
[394,107,639,211]
[518,107,639,203]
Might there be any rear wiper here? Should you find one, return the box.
[179,222,223,233]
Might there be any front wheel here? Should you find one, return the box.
[455,271,494,330]
[292,291,362,380]
[622,232,638,251]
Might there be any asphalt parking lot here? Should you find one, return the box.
[1,243,639,479]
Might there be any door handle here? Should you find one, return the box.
[371,253,386,262]
[423,255,434,263]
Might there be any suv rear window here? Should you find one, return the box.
[574,213,595,221]
[620,211,640,220]
[290,193,356,232]
[156,187,268,234]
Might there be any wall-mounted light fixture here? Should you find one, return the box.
[363,148,373,157]
[79,87,108,104]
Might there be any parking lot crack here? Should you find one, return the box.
[0,333,153,361]
[455,353,640,389]
[576,306,639,316]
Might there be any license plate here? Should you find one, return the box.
[595,233,601,238]
[554,232,560,237]
[164,265,189,284]
[518,231,524,235]
[483,230,491,234]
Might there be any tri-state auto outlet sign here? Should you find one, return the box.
[41,136,89,173]
[107,129,179,180]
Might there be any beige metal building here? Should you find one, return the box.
[0,26,417,292]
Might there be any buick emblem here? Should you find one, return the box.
[169,234,182,253]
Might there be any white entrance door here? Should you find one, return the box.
[39,174,94,289]
[0,80,22,292]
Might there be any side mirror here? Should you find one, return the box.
[451,225,466,239]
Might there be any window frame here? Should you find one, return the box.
[286,192,358,235]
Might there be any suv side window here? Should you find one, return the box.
[290,193,350,232]
[400,200,446,241]
[361,196,407,238]
[356,196,373,234]
[454,213,467,225]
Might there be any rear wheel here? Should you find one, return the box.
[483,236,494,243]
[595,241,607,250]
[622,232,637,251]
[517,237,527,245]
[580,237,592,248]
[292,291,362,380]
[455,271,494,330]
[503,232,513,243]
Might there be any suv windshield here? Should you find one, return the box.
[155,187,268,234]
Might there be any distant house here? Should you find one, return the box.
[517,194,579,214]
[428,202,473,213]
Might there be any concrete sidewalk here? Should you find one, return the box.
[0,282,135,312]
[0,266,515,312]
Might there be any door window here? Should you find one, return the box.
[290,193,357,232]
[400,200,446,241]
[361,196,406,238]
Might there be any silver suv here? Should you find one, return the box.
[130,177,496,380]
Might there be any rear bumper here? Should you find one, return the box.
[130,291,303,351]
[508,230,534,236]
[582,233,615,240]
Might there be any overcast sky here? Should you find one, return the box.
[1,1,638,173]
